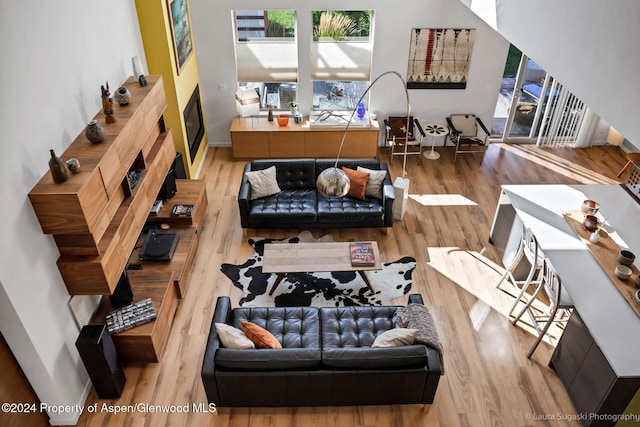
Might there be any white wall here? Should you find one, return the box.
[189,0,511,145]
[466,0,640,147]
[0,1,145,425]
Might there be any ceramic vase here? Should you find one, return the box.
[48,149,68,184]
[114,86,131,106]
[357,102,366,119]
[85,120,105,143]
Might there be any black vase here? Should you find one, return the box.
[48,149,68,184]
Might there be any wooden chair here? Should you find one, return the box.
[446,114,490,163]
[384,116,422,164]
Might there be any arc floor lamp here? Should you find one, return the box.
[316,70,413,207]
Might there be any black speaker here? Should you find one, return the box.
[172,152,187,179]
[157,173,177,200]
[109,270,134,308]
[75,325,126,398]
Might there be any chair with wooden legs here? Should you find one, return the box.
[496,224,544,318]
[512,258,573,359]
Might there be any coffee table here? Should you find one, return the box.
[262,241,382,296]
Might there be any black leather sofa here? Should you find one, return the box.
[201,295,443,408]
[238,159,395,229]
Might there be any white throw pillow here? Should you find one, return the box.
[215,323,256,349]
[245,166,281,200]
[372,328,418,348]
[357,166,387,198]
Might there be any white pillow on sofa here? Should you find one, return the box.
[215,323,256,349]
[372,328,418,347]
[245,166,281,200]
[357,166,387,198]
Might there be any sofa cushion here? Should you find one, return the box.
[320,306,398,347]
[316,196,384,225]
[372,328,418,347]
[215,348,321,370]
[341,167,370,200]
[245,166,281,199]
[248,189,318,225]
[241,321,282,349]
[215,323,255,349]
[357,166,387,199]
[231,307,321,349]
[322,345,428,369]
[251,159,317,190]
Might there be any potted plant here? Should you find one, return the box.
[289,99,298,115]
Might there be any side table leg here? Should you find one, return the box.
[268,273,285,296]
[358,271,375,293]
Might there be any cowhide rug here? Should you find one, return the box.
[221,231,415,307]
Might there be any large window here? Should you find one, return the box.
[311,10,373,114]
[234,10,297,110]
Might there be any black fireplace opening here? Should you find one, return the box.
[183,85,204,163]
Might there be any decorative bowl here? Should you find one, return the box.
[277,114,289,127]
[580,199,600,216]
[617,250,635,266]
[615,264,632,280]
[635,289,640,306]
[583,215,600,231]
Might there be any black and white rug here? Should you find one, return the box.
[221,231,415,307]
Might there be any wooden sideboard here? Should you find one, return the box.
[230,117,380,159]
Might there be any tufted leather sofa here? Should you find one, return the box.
[238,159,395,229]
[201,294,443,408]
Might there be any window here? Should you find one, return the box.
[311,11,373,113]
[234,10,297,110]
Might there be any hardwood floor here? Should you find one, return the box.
[74,143,628,427]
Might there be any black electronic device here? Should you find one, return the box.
[157,172,177,200]
[172,152,187,180]
[109,270,134,308]
[75,325,126,398]
[139,229,179,261]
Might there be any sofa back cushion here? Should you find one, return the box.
[320,306,398,347]
[251,159,316,190]
[231,306,320,349]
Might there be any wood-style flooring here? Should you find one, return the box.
[74,143,630,427]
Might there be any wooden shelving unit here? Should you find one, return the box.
[29,76,208,364]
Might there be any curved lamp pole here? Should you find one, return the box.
[316,71,412,197]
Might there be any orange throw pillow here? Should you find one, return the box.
[341,167,370,200]
[240,321,282,349]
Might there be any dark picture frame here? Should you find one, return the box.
[167,0,193,74]
[406,28,476,89]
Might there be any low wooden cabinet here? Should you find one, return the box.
[230,117,380,159]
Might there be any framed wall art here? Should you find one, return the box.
[167,0,194,74]
[407,28,476,89]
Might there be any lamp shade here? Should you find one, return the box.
[235,87,260,117]
[316,167,350,198]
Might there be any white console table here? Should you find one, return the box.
[490,184,640,424]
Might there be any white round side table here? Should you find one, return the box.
[423,124,449,160]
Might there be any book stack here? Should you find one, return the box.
[349,242,375,266]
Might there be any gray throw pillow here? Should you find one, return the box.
[357,166,387,198]
[245,166,281,200]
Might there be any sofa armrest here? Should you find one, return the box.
[238,164,252,228]
[383,184,395,227]
[201,297,233,404]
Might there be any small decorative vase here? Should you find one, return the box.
[268,108,273,122]
[85,120,105,143]
[114,86,131,106]
[589,230,600,244]
[48,149,68,184]
[66,158,80,174]
[290,105,298,115]
[357,102,366,119]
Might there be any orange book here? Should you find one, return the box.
[349,242,375,266]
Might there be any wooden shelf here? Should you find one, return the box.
[148,179,208,228]
[90,270,178,363]
[230,117,380,159]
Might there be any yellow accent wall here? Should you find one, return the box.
[134,0,207,178]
